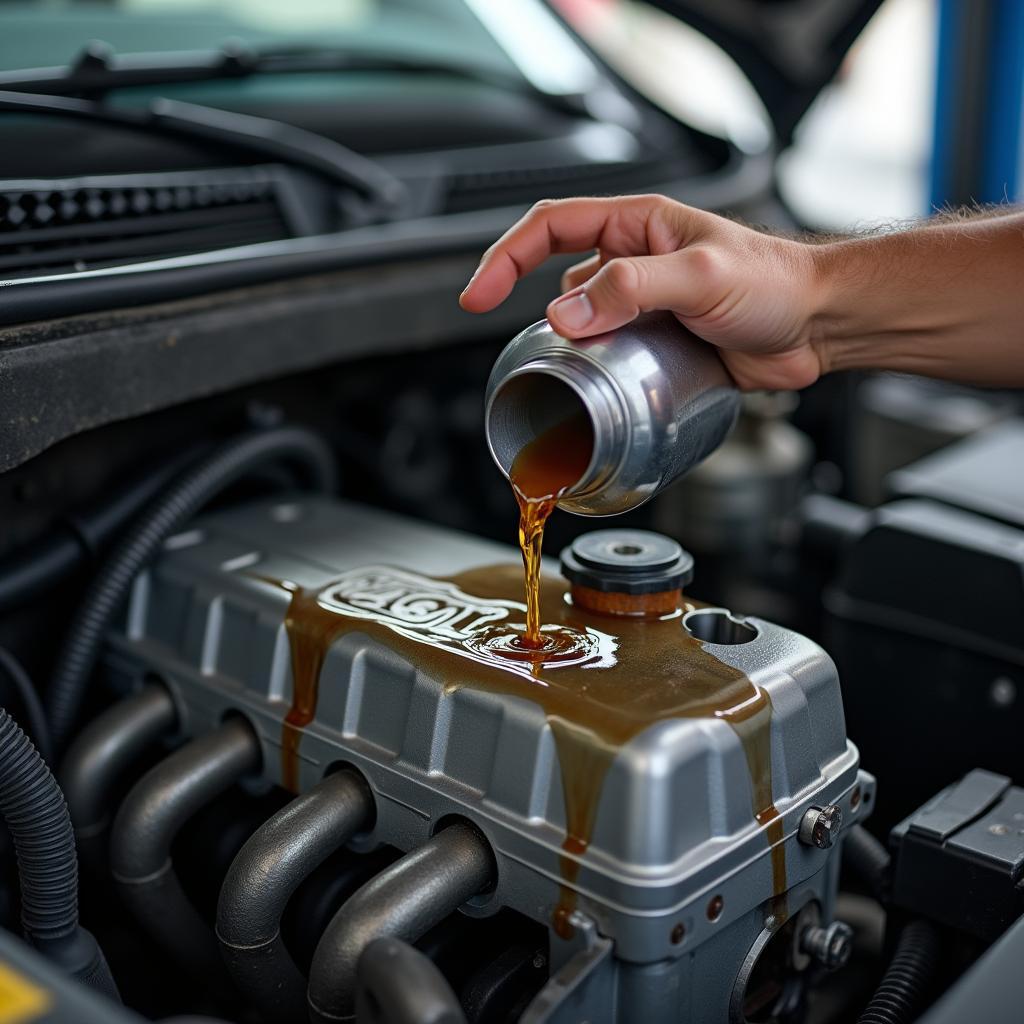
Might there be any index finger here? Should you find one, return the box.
[458,194,686,313]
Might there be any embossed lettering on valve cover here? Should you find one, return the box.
[314,566,613,676]
[320,567,509,634]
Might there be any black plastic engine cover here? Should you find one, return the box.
[891,769,1024,941]
[824,423,1024,833]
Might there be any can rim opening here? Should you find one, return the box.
[485,367,598,495]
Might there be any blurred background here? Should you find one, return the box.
[554,0,937,226]
[1,0,1019,225]
[554,0,1024,226]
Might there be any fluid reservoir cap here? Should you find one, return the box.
[559,529,694,594]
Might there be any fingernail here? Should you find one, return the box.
[462,265,482,294]
[551,292,594,330]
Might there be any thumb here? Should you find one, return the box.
[545,250,721,337]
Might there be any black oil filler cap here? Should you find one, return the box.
[559,529,694,594]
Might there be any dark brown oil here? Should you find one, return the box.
[273,579,352,794]
[260,559,787,936]
[508,411,593,647]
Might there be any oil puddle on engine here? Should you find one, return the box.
[259,558,786,936]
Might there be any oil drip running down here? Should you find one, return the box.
[508,410,593,650]
[260,561,787,938]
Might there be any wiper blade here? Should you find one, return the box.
[0,40,586,116]
[0,42,254,96]
[0,88,407,218]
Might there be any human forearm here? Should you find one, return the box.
[810,211,1024,386]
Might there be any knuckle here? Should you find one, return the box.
[598,258,642,301]
[528,198,559,216]
[637,192,677,217]
[684,245,726,286]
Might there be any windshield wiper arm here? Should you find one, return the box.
[0,42,253,96]
[0,87,407,219]
[0,40,587,116]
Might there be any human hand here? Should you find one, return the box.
[459,194,825,391]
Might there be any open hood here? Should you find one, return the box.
[645,0,885,143]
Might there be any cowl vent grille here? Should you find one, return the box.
[0,166,293,277]
[442,157,666,213]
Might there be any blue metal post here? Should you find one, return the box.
[929,0,1024,210]
[980,0,1024,202]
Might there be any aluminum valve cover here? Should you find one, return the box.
[104,496,866,981]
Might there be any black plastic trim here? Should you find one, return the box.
[0,152,773,472]
[919,913,1024,1024]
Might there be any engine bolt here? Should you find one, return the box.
[798,804,842,849]
[800,921,854,970]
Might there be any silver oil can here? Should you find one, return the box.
[485,311,741,515]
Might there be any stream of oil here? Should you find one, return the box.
[263,562,787,938]
[508,410,594,649]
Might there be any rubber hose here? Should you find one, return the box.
[857,919,940,1024]
[844,824,892,903]
[46,425,336,751]
[0,443,210,615]
[0,707,118,997]
[0,538,78,615]
[0,646,51,763]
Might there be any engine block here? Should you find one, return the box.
[103,496,870,1023]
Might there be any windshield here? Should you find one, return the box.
[0,0,600,95]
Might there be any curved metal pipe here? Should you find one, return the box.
[307,823,496,1024]
[216,770,374,1022]
[110,717,261,987]
[356,938,466,1024]
[59,683,178,871]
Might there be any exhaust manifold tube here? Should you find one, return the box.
[356,937,467,1024]
[59,682,178,873]
[307,822,496,1024]
[110,717,261,987]
[217,770,374,1023]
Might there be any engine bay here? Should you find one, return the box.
[0,300,1020,1024]
[0,2,1023,1022]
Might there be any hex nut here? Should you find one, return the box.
[800,921,854,970]
[798,805,842,849]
